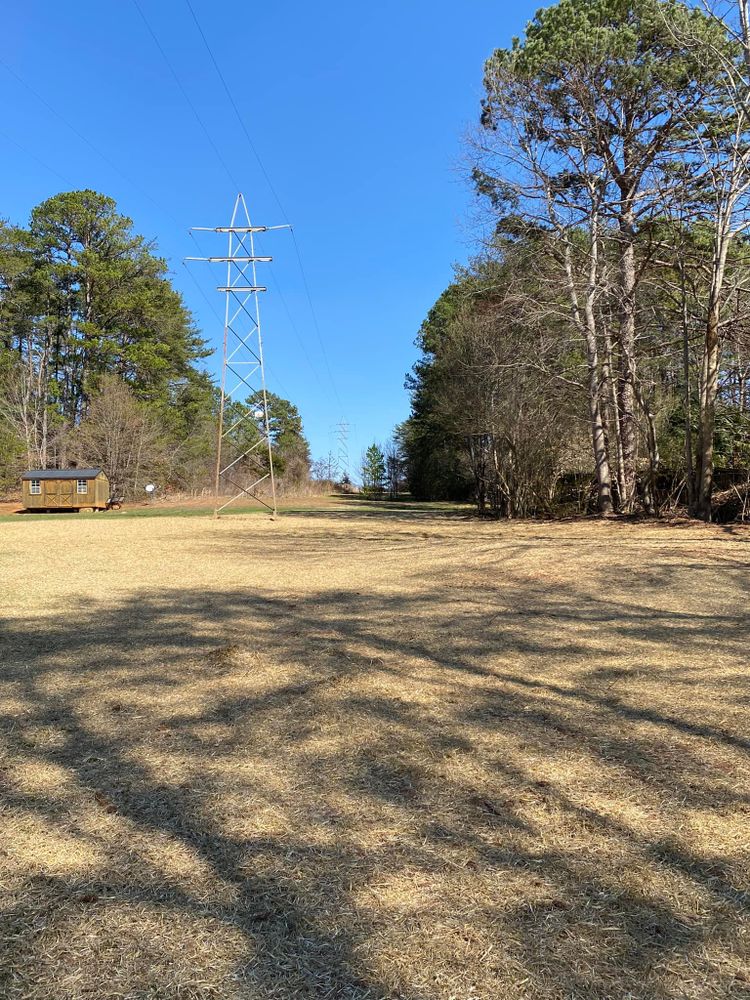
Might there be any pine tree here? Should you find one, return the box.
[361,443,386,496]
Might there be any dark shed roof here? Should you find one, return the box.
[22,468,104,481]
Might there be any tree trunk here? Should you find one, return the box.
[695,298,721,520]
[562,243,613,513]
[603,320,626,508]
[694,220,731,521]
[632,372,659,515]
[617,212,638,512]
[583,322,613,514]
[679,259,695,513]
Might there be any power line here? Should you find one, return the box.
[188,194,286,517]
[0,127,75,188]
[131,0,241,193]
[334,420,350,480]
[289,227,342,410]
[132,0,331,406]
[130,0,331,419]
[131,0,262,369]
[0,45,303,423]
[0,57,189,233]
[182,257,290,398]
[265,267,328,396]
[3,29,342,424]
[0,57,252,400]
[182,0,344,412]
[0,58,228,390]
[184,0,287,216]
[0,51,254,328]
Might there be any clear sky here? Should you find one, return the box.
[2,1,539,467]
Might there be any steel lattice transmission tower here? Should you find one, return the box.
[187,194,289,517]
[335,420,350,482]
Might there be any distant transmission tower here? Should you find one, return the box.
[187,194,289,517]
[336,420,350,481]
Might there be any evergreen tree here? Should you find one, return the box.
[0,190,313,498]
[0,190,210,469]
[361,443,386,496]
[475,0,738,514]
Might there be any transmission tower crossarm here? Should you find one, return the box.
[217,285,267,292]
[191,224,291,233]
[185,255,273,263]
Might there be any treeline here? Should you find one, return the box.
[0,190,310,497]
[401,0,750,521]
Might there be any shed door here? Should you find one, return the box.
[45,479,60,508]
[45,480,75,507]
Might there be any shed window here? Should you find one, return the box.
[30,479,41,495]
[77,479,88,494]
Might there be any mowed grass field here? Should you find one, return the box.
[1,500,749,999]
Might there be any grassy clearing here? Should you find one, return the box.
[0,494,469,523]
[0,505,748,998]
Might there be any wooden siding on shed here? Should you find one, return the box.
[21,472,110,510]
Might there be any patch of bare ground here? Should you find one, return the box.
[0,508,748,998]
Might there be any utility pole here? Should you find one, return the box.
[187,193,289,517]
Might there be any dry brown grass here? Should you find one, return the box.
[0,501,749,998]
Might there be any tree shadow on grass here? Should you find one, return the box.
[1,556,749,997]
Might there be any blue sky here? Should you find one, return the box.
[2,1,538,467]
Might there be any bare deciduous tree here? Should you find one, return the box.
[71,376,165,498]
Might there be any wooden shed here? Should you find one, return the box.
[21,468,110,512]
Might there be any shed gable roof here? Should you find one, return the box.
[22,468,104,481]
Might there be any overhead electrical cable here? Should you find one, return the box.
[182,258,290,396]
[0,45,299,409]
[0,56,188,233]
[131,0,241,194]
[265,268,329,397]
[0,128,75,187]
[132,0,330,402]
[0,54,277,404]
[134,0,293,398]
[288,227,343,410]
[0,22,339,419]
[130,0,256,344]
[183,0,286,212]
[183,0,344,412]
